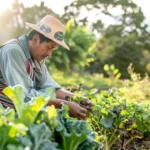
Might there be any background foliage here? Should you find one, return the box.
[0,0,150,78]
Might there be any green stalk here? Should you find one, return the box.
[108,128,117,148]
[104,130,109,150]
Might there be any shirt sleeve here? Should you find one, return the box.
[33,59,61,94]
[1,48,60,102]
[38,63,61,92]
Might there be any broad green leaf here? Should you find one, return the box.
[20,96,47,127]
[29,123,59,150]
[100,118,113,128]
[3,85,25,118]
[59,130,87,150]
[56,107,99,150]
[3,85,55,127]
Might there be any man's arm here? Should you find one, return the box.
[56,88,93,112]
[48,98,87,120]
[56,88,75,99]
[37,65,90,119]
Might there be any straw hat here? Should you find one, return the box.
[25,15,70,50]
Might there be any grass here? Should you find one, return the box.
[51,70,122,89]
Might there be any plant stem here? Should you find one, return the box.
[108,128,117,148]
[104,130,109,150]
[123,137,134,148]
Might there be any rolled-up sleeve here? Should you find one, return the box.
[38,63,61,92]
[1,48,60,102]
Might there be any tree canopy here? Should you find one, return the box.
[0,0,150,78]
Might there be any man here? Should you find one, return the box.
[0,15,92,120]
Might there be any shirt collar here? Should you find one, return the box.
[18,34,31,60]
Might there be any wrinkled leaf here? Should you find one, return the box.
[29,123,59,150]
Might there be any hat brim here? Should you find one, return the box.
[25,22,70,50]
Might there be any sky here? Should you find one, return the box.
[0,0,74,14]
[132,0,150,25]
[0,0,150,26]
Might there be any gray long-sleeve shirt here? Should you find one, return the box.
[0,34,60,102]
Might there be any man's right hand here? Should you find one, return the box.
[48,99,87,120]
[67,101,87,120]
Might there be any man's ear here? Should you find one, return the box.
[32,34,40,45]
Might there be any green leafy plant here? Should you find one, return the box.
[3,86,55,127]
[0,85,102,150]
[104,64,121,80]
[70,87,146,149]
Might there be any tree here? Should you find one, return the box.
[63,0,145,33]
[63,0,150,77]
[47,20,96,73]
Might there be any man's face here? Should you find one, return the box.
[30,35,58,62]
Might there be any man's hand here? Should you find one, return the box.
[67,101,87,120]
[80,97,93,111]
